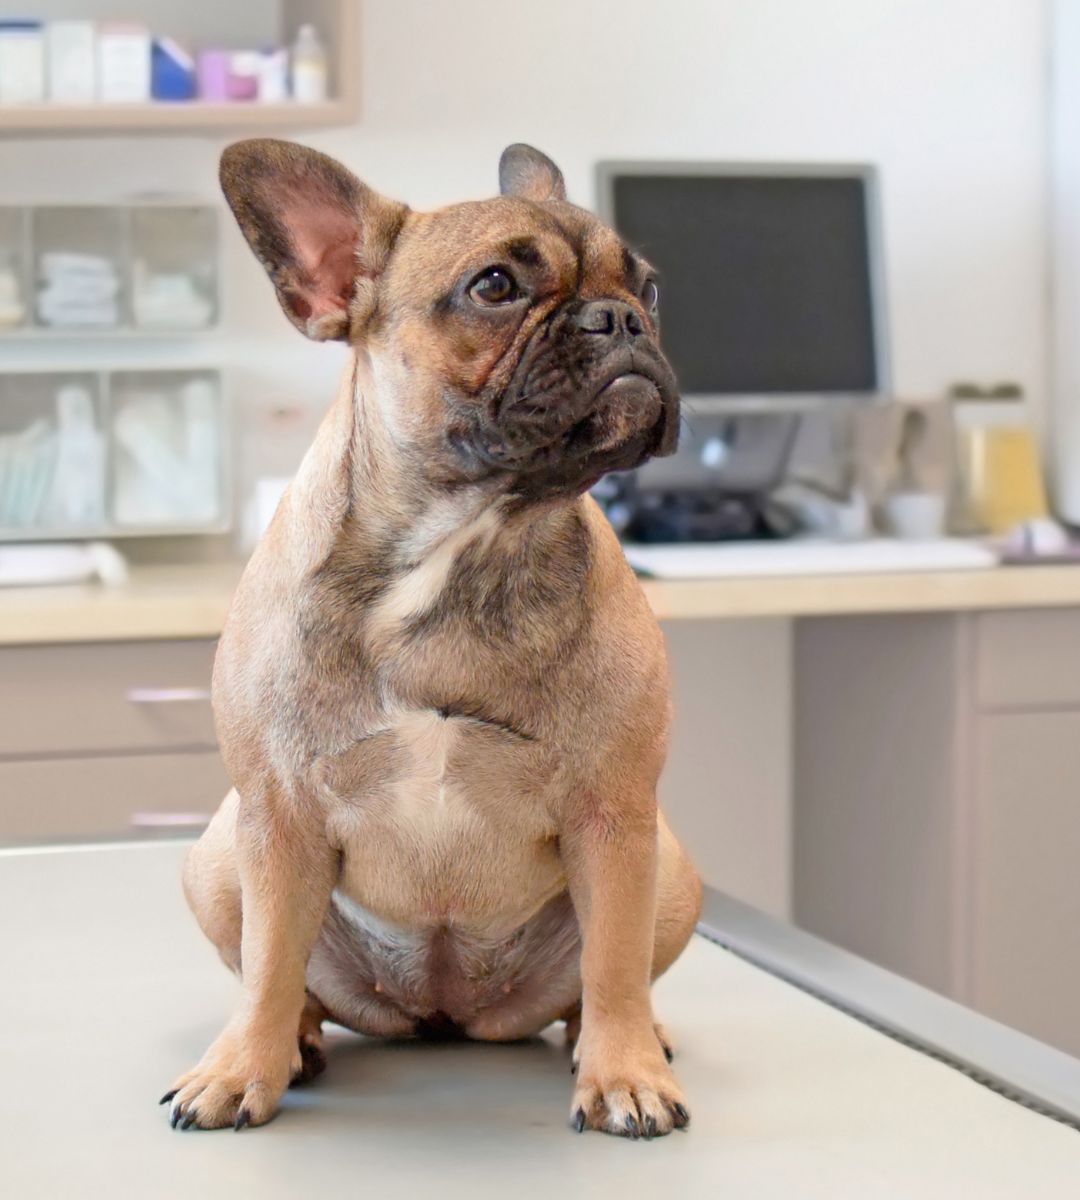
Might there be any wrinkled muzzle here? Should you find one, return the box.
[453,298,680,498]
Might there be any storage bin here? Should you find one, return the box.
[108,369,225,529]
[31,206,127,330]
[0,207,30,331]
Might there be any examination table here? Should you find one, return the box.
[3,841,1079,1198]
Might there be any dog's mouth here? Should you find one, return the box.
[570,372,663,456]
[444,306,680,499]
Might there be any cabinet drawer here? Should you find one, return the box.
[0,751,227,844]
[975,609,1080,709]
[0,640,217,757]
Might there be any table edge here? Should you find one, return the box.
[699,888,1080,1130]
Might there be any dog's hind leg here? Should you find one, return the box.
[182,789,243,973]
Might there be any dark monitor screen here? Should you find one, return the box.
[608,172,881,396]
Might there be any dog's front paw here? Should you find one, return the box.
[570,1030,690,1138]
[160,1026,301,1131]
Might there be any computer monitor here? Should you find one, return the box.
[596,162,890,412]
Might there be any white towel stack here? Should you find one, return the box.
[132,261,213,329]
[36,251,120,328]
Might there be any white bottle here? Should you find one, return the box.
[257,47,288,103]
[50,384,105,527]
[290,24,327,103]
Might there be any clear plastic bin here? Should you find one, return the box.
[108,369,225,530]
[0,208,30,332]
[32,207,127,331]
[0,371,107,532]
[130,207,218,331]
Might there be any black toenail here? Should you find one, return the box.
[180,1112,197,1130]
[625,1114,640,1139]
[573,1107,586,1133]
[672,1101,690,1128]
[159,1090,177,1105]
[644,1115,657,1139]
[234,1108,252,1131]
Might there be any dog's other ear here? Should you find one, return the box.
[220,138,408,341]
[498,143,566,203]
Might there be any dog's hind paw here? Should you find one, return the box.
[291,1035,327,1087]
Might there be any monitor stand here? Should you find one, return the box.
[619,488,776,542]
[593,412,800,543]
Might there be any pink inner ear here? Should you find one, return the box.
[287,202,359,321]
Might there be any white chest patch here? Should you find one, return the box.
[382,708,482,836]
[367,505,502,640]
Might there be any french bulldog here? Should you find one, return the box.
[163,139,701,1138]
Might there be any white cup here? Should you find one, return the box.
[884,491,947,540]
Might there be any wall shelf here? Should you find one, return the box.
[0,0,358,137]
[0,98,357,137]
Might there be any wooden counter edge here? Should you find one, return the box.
[2,562,1080,645]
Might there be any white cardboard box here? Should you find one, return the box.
[97,24,150,103]
[46,20,96,103]
[0,22,46,104]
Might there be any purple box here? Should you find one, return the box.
[196,49,230,101]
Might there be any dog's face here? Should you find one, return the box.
[221,140,679,499]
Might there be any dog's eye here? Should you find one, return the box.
[641,278,659,313]
[469,267,518,306]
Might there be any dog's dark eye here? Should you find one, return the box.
[469,267,518,306]
[641,278,659,313]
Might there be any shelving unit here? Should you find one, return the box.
[0,0,358,137]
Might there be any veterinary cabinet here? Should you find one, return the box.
[0,638,226,844]
[793,607,1080,1057]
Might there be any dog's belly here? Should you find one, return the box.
[308,887,581,1035]
[312,708,577,1032]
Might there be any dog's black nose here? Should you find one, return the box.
[573,300,643,339]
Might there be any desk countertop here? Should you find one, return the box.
[3,559,1080,645]
[3,840,1079,1198]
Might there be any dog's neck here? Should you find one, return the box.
[345,353,579,564]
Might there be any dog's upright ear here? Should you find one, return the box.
[220,138,408,341]
[498,143,566,203]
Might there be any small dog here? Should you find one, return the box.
[163,139,701,1138]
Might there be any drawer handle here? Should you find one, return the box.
[130,811,211,829]
[126,687,212,704]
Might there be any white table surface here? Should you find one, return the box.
[3,841,1079,1198]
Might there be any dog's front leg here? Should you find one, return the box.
[164,793,336,1130]
[562,795,689,1138]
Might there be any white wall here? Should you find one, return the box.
[1050,0,1080,521]
[0,0,1049,458]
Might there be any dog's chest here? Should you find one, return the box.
[328,707,562,928]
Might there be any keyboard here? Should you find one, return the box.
[623,538,999,580]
